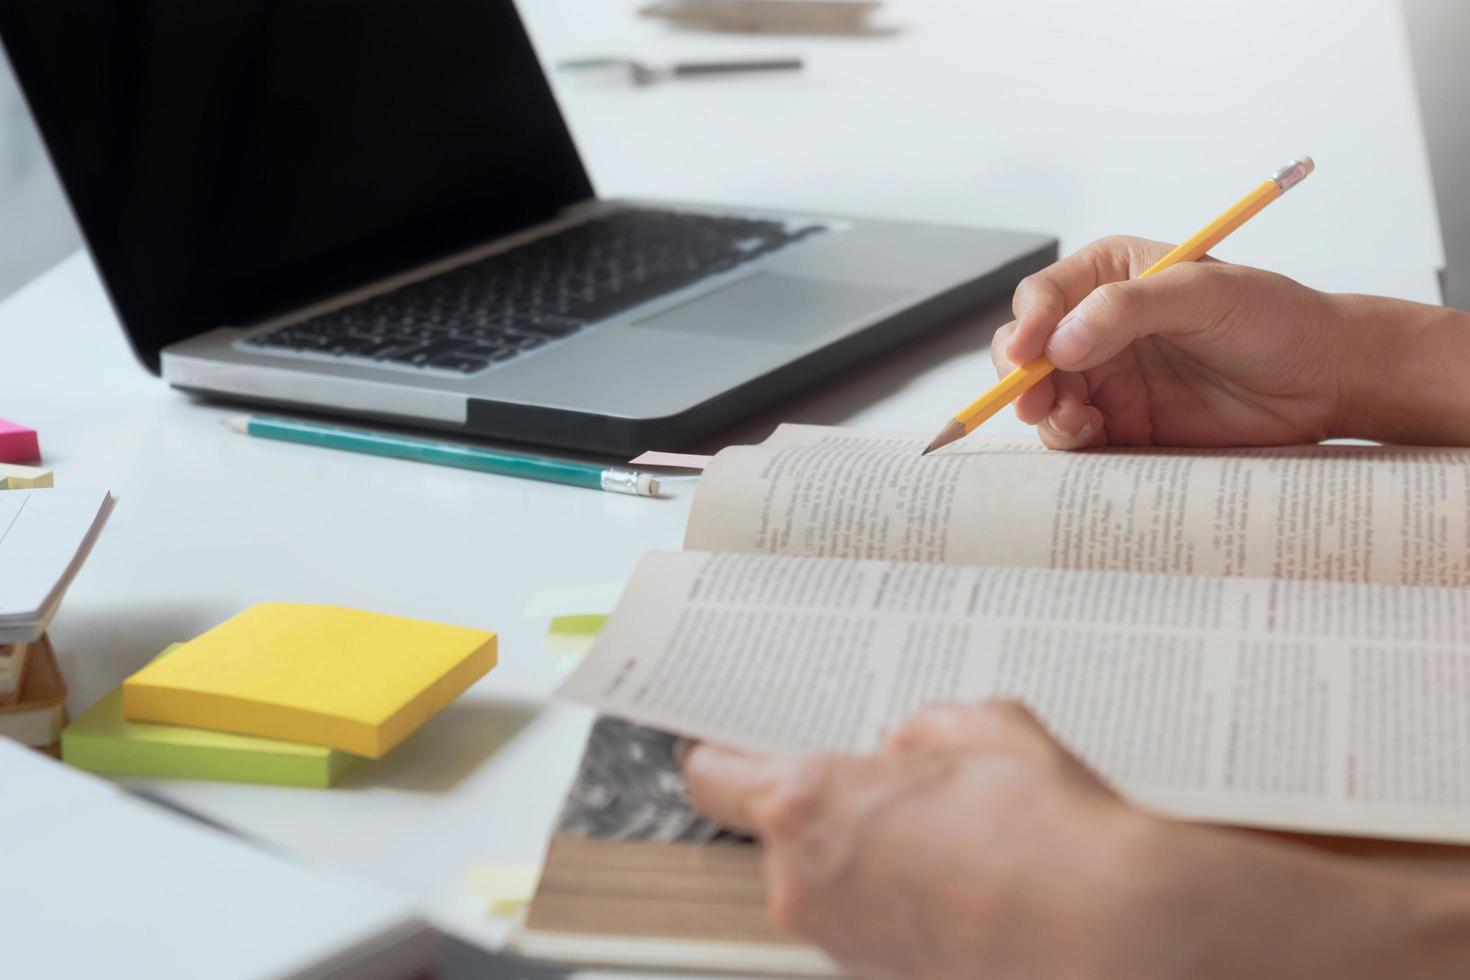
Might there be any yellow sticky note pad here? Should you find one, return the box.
[122,603,497,758]
[464,863,542,918]
[0,462,54,488]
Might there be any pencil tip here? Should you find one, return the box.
[922,420,966,456]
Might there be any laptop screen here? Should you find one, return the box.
[0,0,593,370]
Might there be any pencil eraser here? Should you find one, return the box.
[0,419,40,464]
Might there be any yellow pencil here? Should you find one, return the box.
[921,156,1315,455]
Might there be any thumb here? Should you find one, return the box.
[1044,263,1231,372]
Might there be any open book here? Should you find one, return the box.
[562,424,1470,845]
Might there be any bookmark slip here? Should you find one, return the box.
[628,451,712,471]
[522,583,624,620]
[464,862,542,917]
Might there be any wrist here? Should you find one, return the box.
[1327,292,1470,445]
[1113,816,1470,979]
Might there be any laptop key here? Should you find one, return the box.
[508,315,582,338]
[430,354,492,373]
[383,344,437,364]
[355,338,407,358]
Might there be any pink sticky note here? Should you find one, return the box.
[628,451,712,471]
[0,419,39,464]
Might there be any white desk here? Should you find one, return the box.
[0,0,1446,964]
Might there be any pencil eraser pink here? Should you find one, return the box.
[0,419,40,463]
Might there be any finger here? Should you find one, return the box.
[1038,405,1106,450]
[1013,374,1057,425]
[1008,237,1170,364]
[890,700,1080,767]
[1044,262,1235,373]
[1038,388,1107,450]
[886,702,996,753]
[683,744,798,835]
[989,320,1018,377]
[975,700,1121,795]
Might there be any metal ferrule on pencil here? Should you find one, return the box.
[600,468,657,496]
[1271,157,1315,193]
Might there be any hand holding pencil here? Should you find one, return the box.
[925,158,1323,454]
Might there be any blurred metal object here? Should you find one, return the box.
[556,55,803,87]
[639,0,883,36]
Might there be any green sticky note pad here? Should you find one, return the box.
[62,645,354,788]
[547,614,608,636]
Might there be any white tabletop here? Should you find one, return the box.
[0,0,1446,963]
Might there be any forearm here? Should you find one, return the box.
[1121,818,1470,979]
[1332,294,1470,445]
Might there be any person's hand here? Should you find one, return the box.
[993,236,1352,450]
[682,700,1470,980]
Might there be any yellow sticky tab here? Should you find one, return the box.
[121,603,497,758]
[0,462,54,488]
[464,863,542,918]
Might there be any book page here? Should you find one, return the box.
[685,425,1470,588]
[561,550,1470,845]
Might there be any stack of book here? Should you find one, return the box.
[63,602,498,787]
[0,485,115,757]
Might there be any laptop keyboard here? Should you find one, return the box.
[242,208,826,375]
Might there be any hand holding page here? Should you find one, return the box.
[562,550,1470,844]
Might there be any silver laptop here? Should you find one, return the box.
[1,0,1055,455]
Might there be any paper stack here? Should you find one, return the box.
[0,739,440,979]
[0,487,115,643]
[64,603,497,787]
[0,487,115,755]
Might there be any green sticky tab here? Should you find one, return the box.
[62,644,353,788]
[547,614,608,636]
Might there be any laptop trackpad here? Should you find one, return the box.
[631,273,913,345]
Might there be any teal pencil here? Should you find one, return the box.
[224,414,660,497]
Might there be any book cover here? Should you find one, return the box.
[0,641,31,706]
[121,603,497,758]
[0,635,66,747]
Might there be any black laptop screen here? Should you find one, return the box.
[0,0,593,369]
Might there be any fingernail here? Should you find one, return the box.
[1046,316,1097,366]
[1045,411,1091,443]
